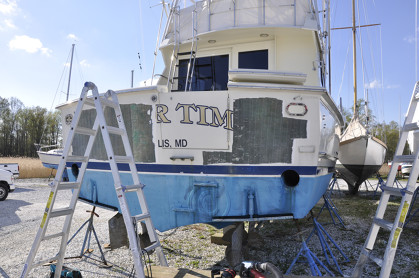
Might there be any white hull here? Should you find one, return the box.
[54,0,343,227]
[337,136,386,192]
[338,136,386,166]
[37,149,62,169]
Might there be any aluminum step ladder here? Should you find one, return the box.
[21,82,167,278]
[353,81,419,278]
[184,2,198,92]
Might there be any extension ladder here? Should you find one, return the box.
[166,0,198,92]
[353,81,419,278]
[21,82,167,278]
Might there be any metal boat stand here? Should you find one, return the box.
[286,238,334,277]
[317,194,345,228]
[361,179,377,193]
[286,214,349,276]
[328,173,343,196]
[372,173,386,198]
[64,206,111,267]
[317,178,346,228]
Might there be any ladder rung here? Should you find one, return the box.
[57,182,80,190]
[67,155,88,163]
[368,253,383,267]
[43,232,65,241]
[75,126,96,136]
[380,185,403,197]
[133,212,151,222]
[144,241,160,253]
[99,97,119,109]
[178,51,195,56]
[50,208,74,218]
[106,126,125,136]
[114,155,133,163]
[32,256,59,268]
[403,122,419,132]
[373,217,393,231]
[393,155,416,163]
[84,98,96,107]
[119,184,144,192]
[84,96,118,109]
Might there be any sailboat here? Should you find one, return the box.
[36,44,76,169]
[335,0,387,194]
[56,0,343,232]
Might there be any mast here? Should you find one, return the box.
[327,0,331,94]
[66,44,75,102]
[131,70,134,88]
[352,0,357,116]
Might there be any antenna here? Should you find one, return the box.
[131,70,134,88]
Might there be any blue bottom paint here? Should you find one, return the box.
[42,163,58,169]
[68,168,332,232]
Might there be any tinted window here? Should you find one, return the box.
[177,54,229,91]
[238,49,268,70]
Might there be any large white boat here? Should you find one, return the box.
[335,0,386,193]
[336,116,387,193]
[57,0,343,232]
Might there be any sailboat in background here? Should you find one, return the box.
[36,44,76,169]
[335,0,387,194]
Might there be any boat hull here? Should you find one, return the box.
[58,85,341,230]
[67,163,332,231]
[37,150,61,169]
[337,136,386,193]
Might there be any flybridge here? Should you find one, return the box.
[163,0,319,44]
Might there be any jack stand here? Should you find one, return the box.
[329,174,343,197]
[306,217,349,276]
[317,194,345,229]
[362,179,376,193]
[48,168,55,181]
[405,187,419,228]
[65,206,111,267]
[373,174,386,198]
[286,238,334,277]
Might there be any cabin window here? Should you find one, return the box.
[177,54,229,91]
[238,49,268,70]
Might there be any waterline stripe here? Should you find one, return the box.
[66,161,318,175]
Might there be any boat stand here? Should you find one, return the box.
[373,173,386,198]
[286,215,349,276]
[64,206,111,267]
[362,179,376,193]
[317,194,346,228]
[328,174,343,196]
[285,238,334,277]
[317,176,345,228]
